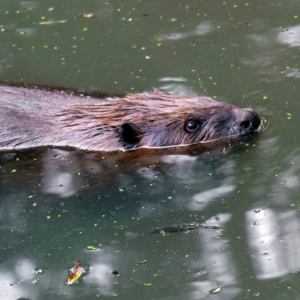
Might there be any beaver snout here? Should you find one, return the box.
[239,108,261,134]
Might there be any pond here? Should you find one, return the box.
[1,0,300,299]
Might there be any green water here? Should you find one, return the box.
[1,0,300,299]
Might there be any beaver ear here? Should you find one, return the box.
[119,123,143,150]
[152,87,167,95]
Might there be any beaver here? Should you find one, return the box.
[0,83,261,152]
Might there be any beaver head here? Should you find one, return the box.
[60,87,261,152]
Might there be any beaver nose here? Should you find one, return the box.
[239,108,261,134]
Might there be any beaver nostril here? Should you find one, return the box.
[240,120,252,132]
[238,108,261,134]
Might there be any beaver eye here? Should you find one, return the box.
[185,120,200,132]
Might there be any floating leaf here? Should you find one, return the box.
[68,260,84,284]
[87,245,97,250]
[212,287,222,293]
[39,20,67,25]
[68,272,81,284]
[84,14,94,18]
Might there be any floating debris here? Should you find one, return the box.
[35,268,44,274]
[149,223,221,234]
[68,260,84,284]
[86,245,98,250]
[211,286,222,293]
[84,14,94,18]
[39,20,67,25]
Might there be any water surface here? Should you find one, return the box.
[1,0,300,299]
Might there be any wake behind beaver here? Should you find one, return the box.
[0,84,261,152]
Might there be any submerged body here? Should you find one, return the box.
[0,84,261,152]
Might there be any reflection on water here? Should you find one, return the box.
[278,25,300,48]
[1,134,299,299]
[158,21,213,41]
[0,138,254,299]
[190,213,240,300]
[189,186,236,211]
[42,149,80,197]
[246,209,300,279]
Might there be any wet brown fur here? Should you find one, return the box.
[0,84,260,152]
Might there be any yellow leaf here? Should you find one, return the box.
[68,260,84,284]
[68,272,82,284]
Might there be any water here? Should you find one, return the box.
[1,0,300,299]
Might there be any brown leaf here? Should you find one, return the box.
[68,260,84,284]
[84,14,94,18]
[39,20,67,25]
